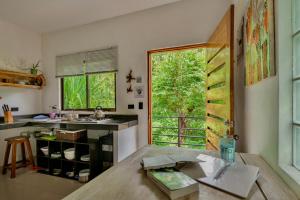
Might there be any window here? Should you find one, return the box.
[62,72,116,111]
[56,47,118,111]
[293,0,300,169]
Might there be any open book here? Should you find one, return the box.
[141,154,200,170]
[179,154,259,199]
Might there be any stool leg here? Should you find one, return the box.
[2,142,11,175]
[11,143,17,178]
[25,138,35,167]
[21,143,26,165]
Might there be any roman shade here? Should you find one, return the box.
[56,47,118,77]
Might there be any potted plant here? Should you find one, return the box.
[31,60,40,75]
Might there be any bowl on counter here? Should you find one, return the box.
[64,148,75,160]
[40,146,49,156]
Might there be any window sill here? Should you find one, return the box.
[280,164,300,184]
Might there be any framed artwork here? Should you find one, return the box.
[245,0,275,86]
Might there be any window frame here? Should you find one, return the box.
[293,0,300,170]
[278,0,300,184]
[60,72,117,112]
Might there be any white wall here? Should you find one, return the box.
[233,0,300,197]
[42,0,231,148]
[0,19,42,116]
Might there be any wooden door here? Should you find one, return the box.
[206,5,234,150]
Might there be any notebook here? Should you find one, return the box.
[147,169,199,200]
[179,154,260,199]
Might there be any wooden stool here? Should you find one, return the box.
[2,136,35,178]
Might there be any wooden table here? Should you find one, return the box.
[63,146,298,200]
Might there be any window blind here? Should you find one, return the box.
[56,47,118,77]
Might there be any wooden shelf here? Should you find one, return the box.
[0,70,45,89]
[0,70,38,78]
[0,82,41,89]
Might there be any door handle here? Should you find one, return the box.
[224,120,234,128]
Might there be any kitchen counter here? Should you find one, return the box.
[0,114,138,131]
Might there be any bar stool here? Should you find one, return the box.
[2,136,35,178]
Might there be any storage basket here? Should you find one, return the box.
[56,129,87,141]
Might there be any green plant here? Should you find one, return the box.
[31,60,40,75]
[31,60,40,70]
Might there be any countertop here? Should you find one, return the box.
[63,145,297,200]
[0,114,138,131]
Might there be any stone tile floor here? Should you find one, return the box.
[0,167,82,200]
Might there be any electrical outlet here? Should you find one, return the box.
[139,102,143,110]
[128,104,134,109]
[11,107,19,112]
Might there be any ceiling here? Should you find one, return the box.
[0,0,181,33]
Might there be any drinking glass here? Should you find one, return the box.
[220,137,236,163]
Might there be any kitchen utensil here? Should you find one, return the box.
[66,113,74,121]
[94,106,105,120]
[40,146,49,156]
[78,169,90,183]
[4,111,14,123]
[64,148,75,160]
[73,113,79,119]
[49,112,56,119]
[2,104,9,112]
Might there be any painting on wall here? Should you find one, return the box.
[245,0,275,86]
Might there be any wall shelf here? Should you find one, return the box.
[0,70,45,89]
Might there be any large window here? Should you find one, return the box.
[56,47,118,111]
[62,72,116,111]
[293,0,300,169]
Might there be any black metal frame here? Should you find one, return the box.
[61,72,117,112]
[152,116,206,148]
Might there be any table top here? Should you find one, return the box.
[63,146,298,200]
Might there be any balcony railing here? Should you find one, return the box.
[152,116,206,149]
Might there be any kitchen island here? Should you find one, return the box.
[0,114,138,167]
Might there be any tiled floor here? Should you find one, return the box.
[0,167,82,200]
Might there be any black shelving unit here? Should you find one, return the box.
[36,137,101,182]
[99,133,114,170]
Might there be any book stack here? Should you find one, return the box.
[141,154,200,200]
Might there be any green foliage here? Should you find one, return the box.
[63,76,87,109]
[89,73,115,108]
[151,49,207,149]
[63,73,116,109]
